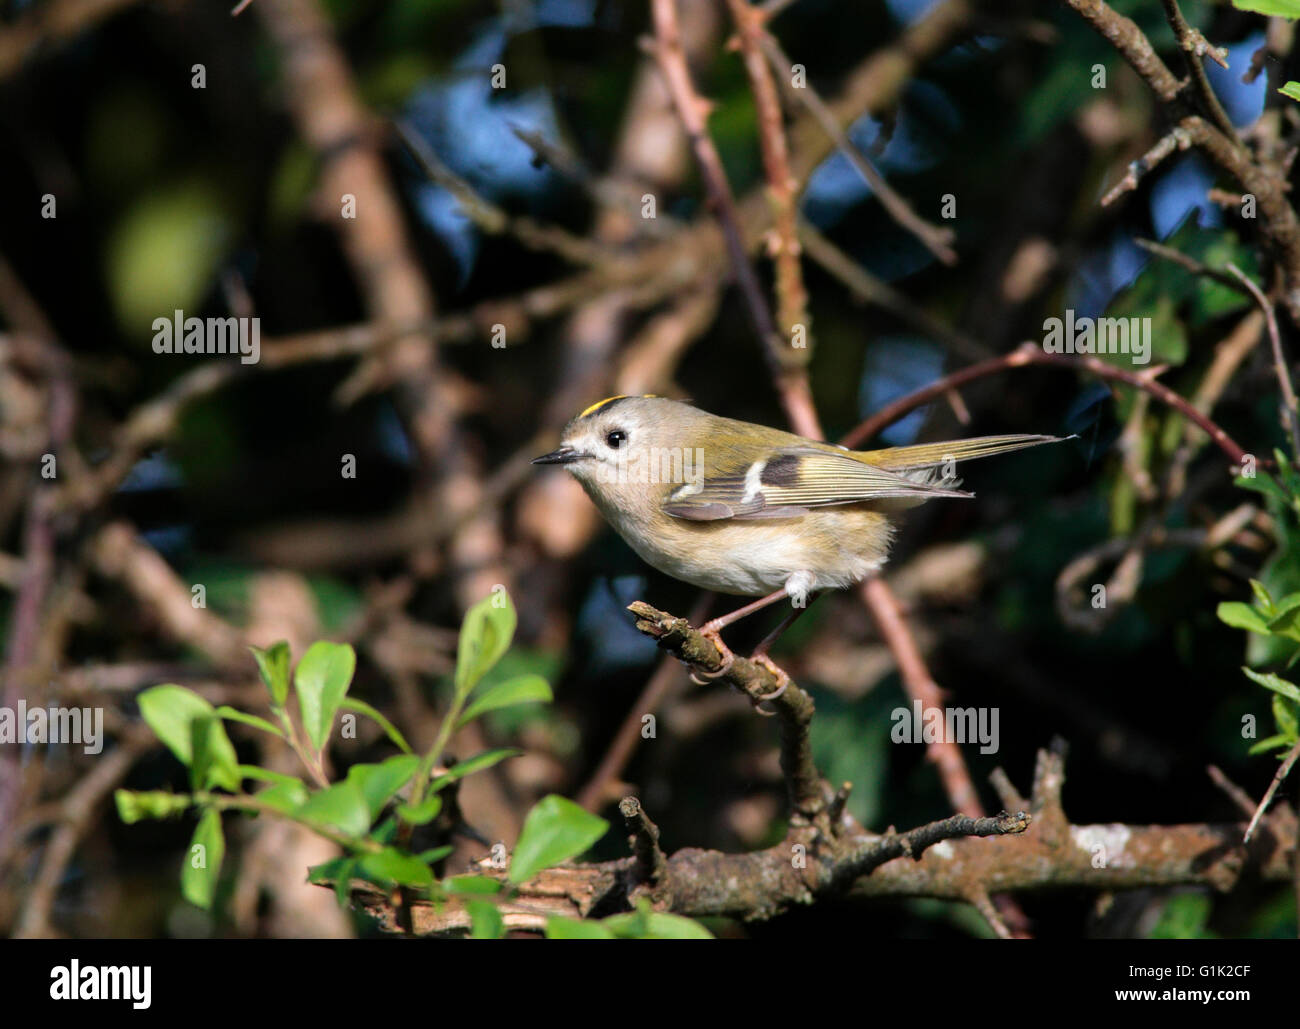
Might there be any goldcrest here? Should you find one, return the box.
[533,395,1059,629]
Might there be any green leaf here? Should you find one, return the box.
[1232,0,1300,19]
[416,846,454,864]
[307,856,350,886]
[339,697,412,754]
[455,590,517,698]
[255,779,310,813]
[1235,473,1289,503]
[395,794,443,825]
[545,915,616,939]
[1267,594,1300,640]
[181,808,225,910]
[1243,667,1300,704]
[190,715,242,791]
[444,875,503,896]
[1147,892,1213,939]
[237,765,304,788]
[1250,579,1277,617]
[250,642,291,707]
[215,706,285,739]
[138,685,237,784]
[106,181,232,334]
[296,780,371,838]
[508,794,608,884]
[358,847,435,888]
[1249,733,1294,755]
[1217,602,1271,634]
[605,909,715,939]
[1273,592,1300,614]
[428,748,520,793]
[458,675,552,728]
[306,856,361,907]
[115,789,192,824]
[1272,693,1300,740]
[345,755,420,820]
[466,900,506,939]
[1280,81,1300,103]
[1189,231,1255,324]
[295,641,356,753]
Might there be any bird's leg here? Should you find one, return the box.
[695,577,818,705]
[698,586,793,637]
[691,591,786,684]
[745,593,821,707]
[750,591,821,663]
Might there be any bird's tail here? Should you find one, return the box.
[854,434,1064,472]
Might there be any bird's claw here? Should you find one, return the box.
[689,628,736,684]
[748,653,791,713]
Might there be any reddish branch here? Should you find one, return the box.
[859,576,982,816]
[648,0,822,440]
[840,340,1250,468]
[726,0,811,339]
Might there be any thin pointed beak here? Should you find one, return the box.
[532,446,586,466]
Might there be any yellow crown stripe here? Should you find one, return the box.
[578,394,660,419]
[579,395,630,418]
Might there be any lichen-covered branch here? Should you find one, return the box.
[348,747,1294,935]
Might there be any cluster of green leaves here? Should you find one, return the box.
[115,588,708,937]
[1217,577,1300,758]
[1217,454,1300,770]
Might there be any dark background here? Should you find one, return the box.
[0,0,1295,938]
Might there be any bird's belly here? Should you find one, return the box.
[618,507,894,596]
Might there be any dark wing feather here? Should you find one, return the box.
[662,447,970,522]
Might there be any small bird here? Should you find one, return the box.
[534,395,1060,688]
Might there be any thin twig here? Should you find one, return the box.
[798,219,986,360]
[396,120,615,267]
[1243,738,1300,844]
[759,32,958,265]
[1226,263,1300,456]
[1207,764,1259,819]
[1135,237,1252,295]
[1101,126,1192,206]
[1158,0,1236,139]
[726,0,811,337]
[836,810,1030,881]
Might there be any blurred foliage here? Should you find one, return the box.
[2,0,1298,939]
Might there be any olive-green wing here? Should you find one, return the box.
[855,434,1061,471]
[661,447,970,522]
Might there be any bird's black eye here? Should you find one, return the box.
[605,429,627,449]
